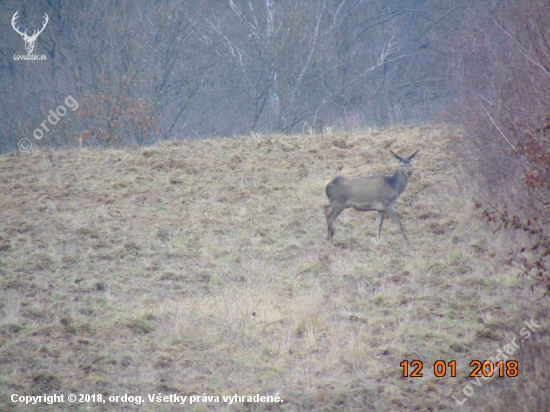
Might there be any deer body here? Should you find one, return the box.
[324,150,418,245]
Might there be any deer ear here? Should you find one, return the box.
[408,149,419,160]
[390,150,402,161]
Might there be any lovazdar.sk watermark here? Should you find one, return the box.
[12,11,48,60]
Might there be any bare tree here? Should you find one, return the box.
[0,0,464,152]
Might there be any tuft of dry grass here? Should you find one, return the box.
[0,125,548,411]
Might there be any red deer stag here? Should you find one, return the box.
[324,150,419,245]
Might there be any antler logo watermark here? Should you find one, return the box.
[12,11,48,60]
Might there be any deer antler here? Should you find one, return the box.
[32,13,49,39]
[11,11,26,36]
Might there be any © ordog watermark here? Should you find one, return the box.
[18,95,80,152]
[18,138,32,153]
[451,318,540,407]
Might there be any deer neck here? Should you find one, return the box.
[391,169,409,195]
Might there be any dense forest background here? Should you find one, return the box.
[0,0,492,149]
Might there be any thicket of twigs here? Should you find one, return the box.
[446,0,550,298]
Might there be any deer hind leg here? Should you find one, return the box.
[324,204,344,243]
[324,205,332,240]
[376,211,385,238]
[385,205,410,245]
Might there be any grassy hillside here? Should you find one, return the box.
[1,126,548,411]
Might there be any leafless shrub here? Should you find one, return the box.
[446,0,550,297]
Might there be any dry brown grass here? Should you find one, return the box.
[0,125,548,411]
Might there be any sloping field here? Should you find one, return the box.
[1,126,548,411]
